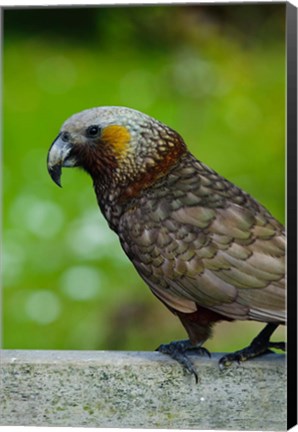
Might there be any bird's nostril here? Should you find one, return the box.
[61,131,70,142]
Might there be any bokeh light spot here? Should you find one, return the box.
[60,265,103,301]
[2,239,26,286]
[171,51,218,99]
[66,209,123,260]
[10,195,65,238]
[25,290,61,324]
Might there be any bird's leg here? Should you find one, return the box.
[219,323,285,369]
[156,339,210,383]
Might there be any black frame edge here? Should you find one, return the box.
[286,1,298,430]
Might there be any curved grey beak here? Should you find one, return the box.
[47,134,77,187]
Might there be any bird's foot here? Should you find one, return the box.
[156,339,210,383]
[219,323,286,369]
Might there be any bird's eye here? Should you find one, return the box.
[61,131,71,142]
[86,125,101,138]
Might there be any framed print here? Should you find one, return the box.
[1,2,297,430]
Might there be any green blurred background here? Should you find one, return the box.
[3,4,285,352]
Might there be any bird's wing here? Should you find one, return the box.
[119,198,285,323]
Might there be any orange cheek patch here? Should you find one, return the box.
[101,125,131,157]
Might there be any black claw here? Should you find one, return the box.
[218,323,286,369]
[268,341,286,351]
[156,339,209,383]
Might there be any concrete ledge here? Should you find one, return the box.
[0,350,286,430]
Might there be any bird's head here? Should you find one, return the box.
[47,106,186,201]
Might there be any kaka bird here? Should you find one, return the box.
[47,106,285,381]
